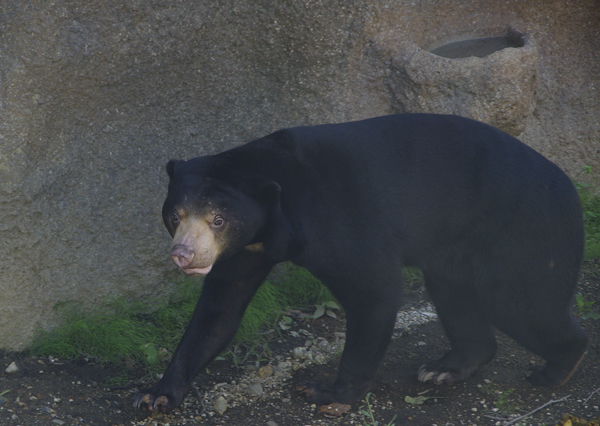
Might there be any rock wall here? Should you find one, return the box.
[1,0,598,350]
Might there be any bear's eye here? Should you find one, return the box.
[212,215,225,228]
[170,212,180,225]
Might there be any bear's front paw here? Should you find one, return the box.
[133,389,177,412]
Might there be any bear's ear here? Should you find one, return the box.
[166,159,185,181]
[260,181,281,206]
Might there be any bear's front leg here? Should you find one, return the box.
[296,294,400,405]
[133,250,273,412]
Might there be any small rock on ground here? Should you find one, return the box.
[5,361,19,374]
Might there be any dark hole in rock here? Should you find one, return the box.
[429,34,525,59]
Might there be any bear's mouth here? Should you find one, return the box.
[180,264,213,275]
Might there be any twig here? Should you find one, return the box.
[501,395,570,426]
[583,387,600,405]
[191,383,208,415]
[191,382,202,399]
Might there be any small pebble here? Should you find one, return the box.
[5,362,19,374]
[247,383,263,397]
[292,347,308,359]
[213,396,227,415]
[258,365,273,378]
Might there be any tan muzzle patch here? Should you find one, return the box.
[170,217,220,275]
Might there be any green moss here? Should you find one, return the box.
[30,299,157,364]
[30,264,334,369]
[579,186,600,260]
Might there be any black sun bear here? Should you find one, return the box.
[134,114,587,412]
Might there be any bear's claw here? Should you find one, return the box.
[133,391,173,412]
[418,365,455,384]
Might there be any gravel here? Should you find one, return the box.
[131,303,438,425]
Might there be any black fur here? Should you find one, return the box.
[134,114,587,411]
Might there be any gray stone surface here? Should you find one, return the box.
[0,0,598,350]
[388,29,539,136]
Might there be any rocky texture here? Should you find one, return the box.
[388,28,539,136]
[0,0,599,350]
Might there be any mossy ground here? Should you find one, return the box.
[29,264,336,373]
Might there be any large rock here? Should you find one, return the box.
[388,28,539,136]
[0,0,598,350]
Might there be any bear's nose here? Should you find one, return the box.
[171,244,195,268]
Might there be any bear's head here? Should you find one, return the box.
[162,158,281,275]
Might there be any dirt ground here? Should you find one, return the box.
[1,262,599,426]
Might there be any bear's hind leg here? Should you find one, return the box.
[419,275,497,385]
